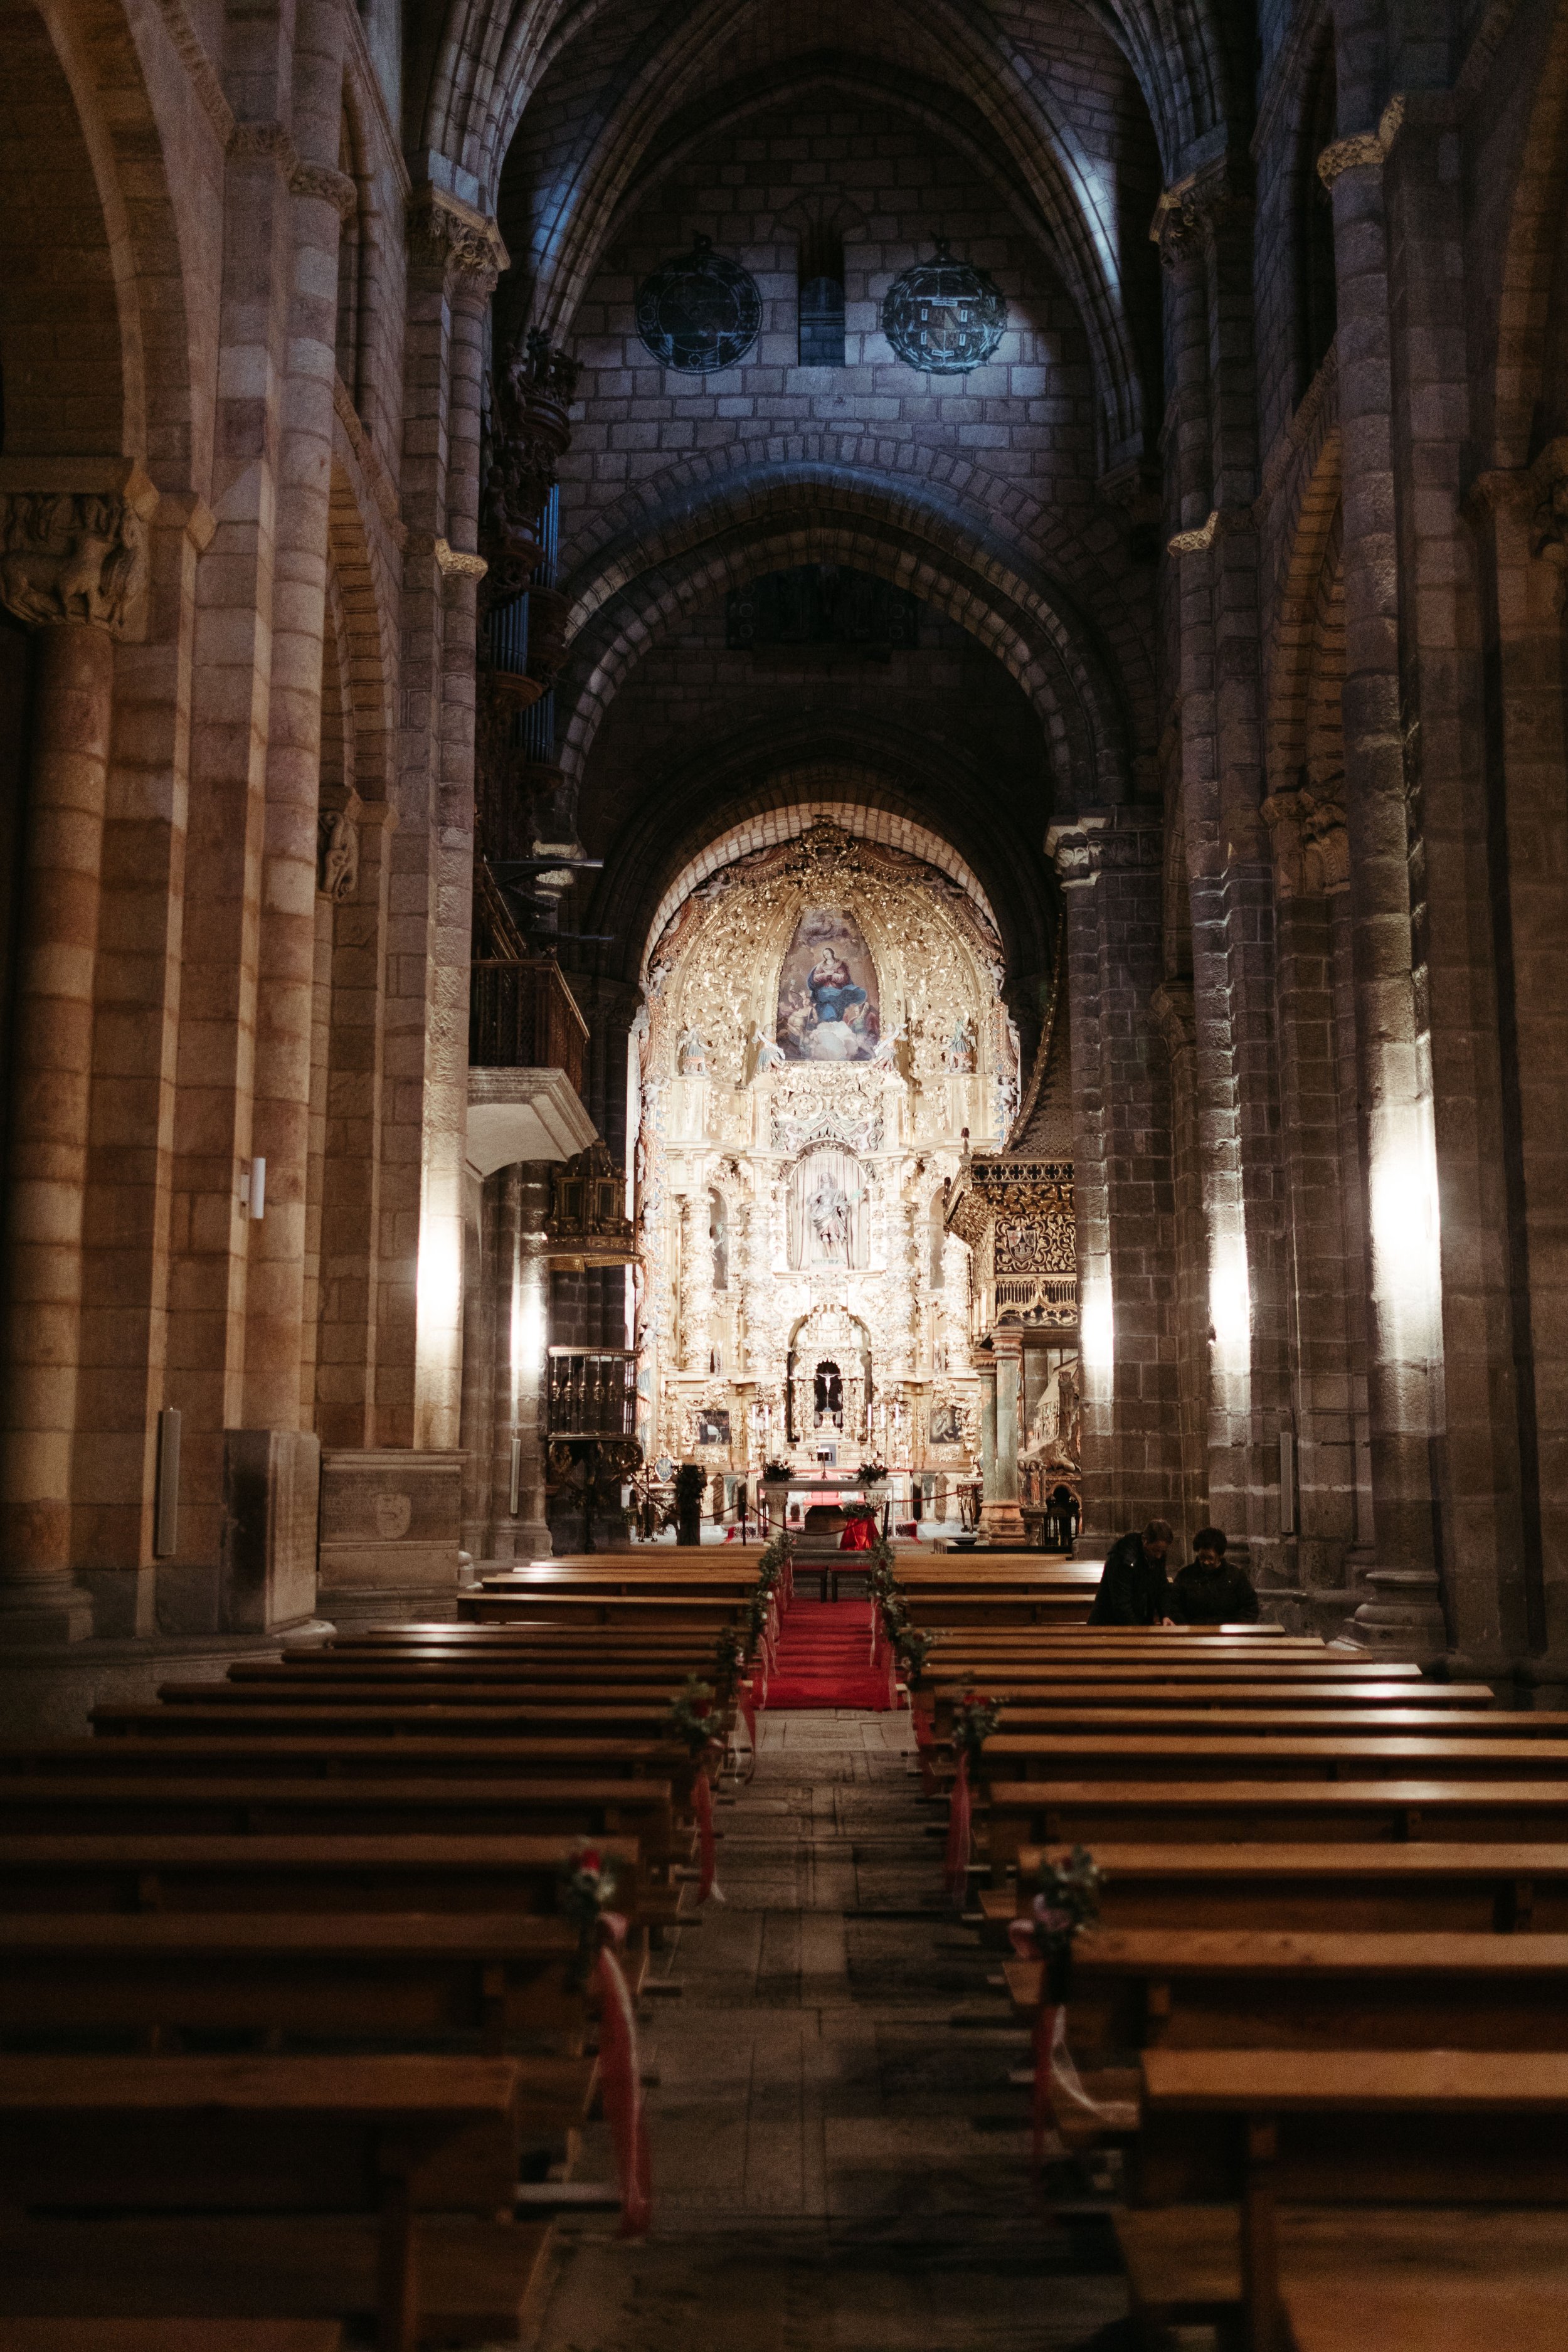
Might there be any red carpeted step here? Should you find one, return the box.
[763,1600,889,1710]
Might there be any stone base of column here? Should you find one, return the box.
[980,1500,1027,1545]
[1339,1565,1448,1660]
[0,1619,332,1739]
[0,1579,94,1645]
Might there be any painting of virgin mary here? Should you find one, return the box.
[775,906,879,1062]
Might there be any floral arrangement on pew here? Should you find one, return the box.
[862,1539,910,1710]
[662,1678,725,1905]
[557,1843,650,2235]
[1007,1847,1104,2168]
[714,1624,760,1774]
[944,1690,1003,1905]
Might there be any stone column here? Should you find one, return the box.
[1321,104,1447,1651]
[0,472,154,1639]
[976,1353,998,1517]
[1048,808,1178,1549]
[490,1165,552,1559]
[984,1329,1027,1545]
[384,189,506,1450]
[679,1192,713,1374]
[1157,162,1290,1582]
[243,3,356,1431]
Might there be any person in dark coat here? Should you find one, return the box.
[1088,1519,1175,1626]
[1169,1527,1261,1624]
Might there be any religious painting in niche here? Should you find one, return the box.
[881,243,1007,374]
[776,904,879,1062]
[930,1399,965,1447]
[696,1408,731,1448]
[635,236,762,374]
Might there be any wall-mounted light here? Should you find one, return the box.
[240,1158,267,1220]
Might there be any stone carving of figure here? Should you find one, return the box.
[943,1016,977,1073]
[318,808,359,903]
[677,1025,707,1074]
[994,1066,1019,1136]
[750,1022,786,1078]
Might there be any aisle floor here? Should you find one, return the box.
[527,1711,1129,2350]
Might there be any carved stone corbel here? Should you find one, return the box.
[317,800,361,902]
[0,465,157,634]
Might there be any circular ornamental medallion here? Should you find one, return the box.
[881,242,1007,374]
[635,235,762,374]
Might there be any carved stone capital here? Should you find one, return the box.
[1318,96,1406,188]
[407,185,508,289]
[292,160,358,219]
[0,465,156,633]
[1150,159,1250,269]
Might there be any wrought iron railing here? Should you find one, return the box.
[548,1347,638,1439]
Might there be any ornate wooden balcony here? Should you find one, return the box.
[469,953,588,1096]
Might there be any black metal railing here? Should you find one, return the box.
[548,1348,638,1439]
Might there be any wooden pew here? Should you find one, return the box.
[0,1736,694,1791]
[1000,1840,1568,1933]
[924,1690,1493,1745]
[1002,1927,1568,2053]
[0,1775,680,1860]
[980,1777,1568,1872]
[0,2328,344,2352]
[0,2053,554,2346]
[979,1730,1568,1785]
[91,1698,682,1741]
[1119,2048,1568,2352]
[0,1914,598,2060]
[0,1833,647,1923]
[457,1592,748,1627]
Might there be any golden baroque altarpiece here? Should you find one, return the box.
[631,825,1020,1475]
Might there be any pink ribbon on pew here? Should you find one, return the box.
[594,1914,652,2237]
[694,1751,725,1904]
[943,1750,972,1905]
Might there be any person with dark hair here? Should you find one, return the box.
[1088,1519,1175,1626]
[1169,1527,1261,1624]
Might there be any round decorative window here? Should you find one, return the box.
[881,242,1007,373]
[635,235,763,374]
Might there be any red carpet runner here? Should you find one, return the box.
[761,1599,888,1710]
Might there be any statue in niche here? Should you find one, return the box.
[807,1169,851,1263]
[943,1015,977,1073]
[775,904,879,1063]
[677,1025,708,1074]
[786,1147,867,1268]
